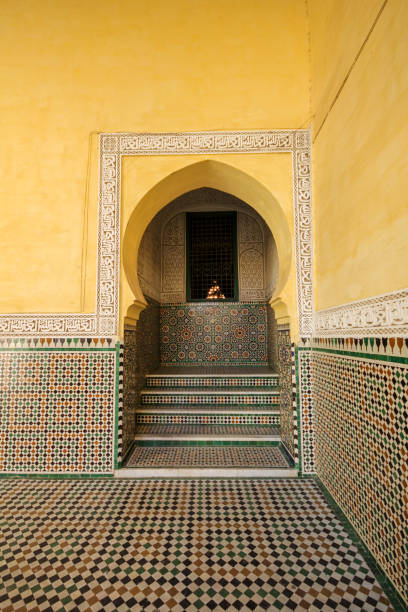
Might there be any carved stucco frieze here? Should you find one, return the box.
[314,289,408,337]
[1,130,313,337]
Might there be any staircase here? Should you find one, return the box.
[117,368,296,477]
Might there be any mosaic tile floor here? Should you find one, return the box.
[0,479,398,611]
[134,424,280,436]
[126,446,293,468]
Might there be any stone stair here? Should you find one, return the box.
[117,369,297,478]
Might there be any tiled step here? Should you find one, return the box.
[133,423,280,441]
[121,442,296,477]
[146,374,279,388]
[136,406,280,414]
[140,390,280,406]
[135,412,280,424]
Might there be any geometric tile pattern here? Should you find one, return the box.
[136,414,280,425]
[117,342,124,464]
[313,348,408,606]
[146,375,278,388]
[122,328,138,462]
[310,335,408,357]
[141,392,279,406]
[0,349,117,474]
[121,302,160,462]
[0,337,117,349]
[298,348,315,474]
[127,445,292,468]
[277,326,295,460]
[291,343,299,465]
[266,303,278,370]
[133,424,280,436]
[0,478,395,611]
[160,303,268,365]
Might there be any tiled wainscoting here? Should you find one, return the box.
[277,326,299,468]
[312,337,408,607]
[0,339,119,475]
[121,301,160,462]
[160,303,268,365]
[297,345,314,474]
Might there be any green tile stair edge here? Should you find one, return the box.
[315,477,408,612]
[131,440,281,447]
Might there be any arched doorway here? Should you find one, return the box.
[119,161,295,475]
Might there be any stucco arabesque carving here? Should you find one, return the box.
[314,288,408,337]
[0,130,313,337]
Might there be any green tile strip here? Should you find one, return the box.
[316,477,408,612]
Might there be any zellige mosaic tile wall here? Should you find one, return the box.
[297,346,315,474]
[121,301,160,463]
[277,326,297,465]
[0,343,118,474]
[160,303,268,365]
[312,337,408,606]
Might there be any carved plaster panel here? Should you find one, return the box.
[0,130,313,337]
[161,214,185,303]
[239,213,263,243]
[240,249,264,295]
[314,289,408,337]
[238,213,265,301]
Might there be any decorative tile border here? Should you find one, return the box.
[277,327,293,459]
[310,335,408,358]
[141,393,280,406]
[0,129,313,338]
[0,347,118,474]
[314,288,408,337]
[135,414,280,425]
[297,348,315,474]
[134,423,279,435]
[291,343,299,466]
[0,337,116,349]
[116,342,124,464]
[146,375,279,388]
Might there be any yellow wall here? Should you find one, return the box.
[311,0,408,310]
[0,0,309,315]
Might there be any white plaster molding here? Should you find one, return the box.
[314,288,408,337]
[0,130,313,337]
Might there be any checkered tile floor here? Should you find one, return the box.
[0,479,397,611]
[126,445,289,467]
[134,424,280,436]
